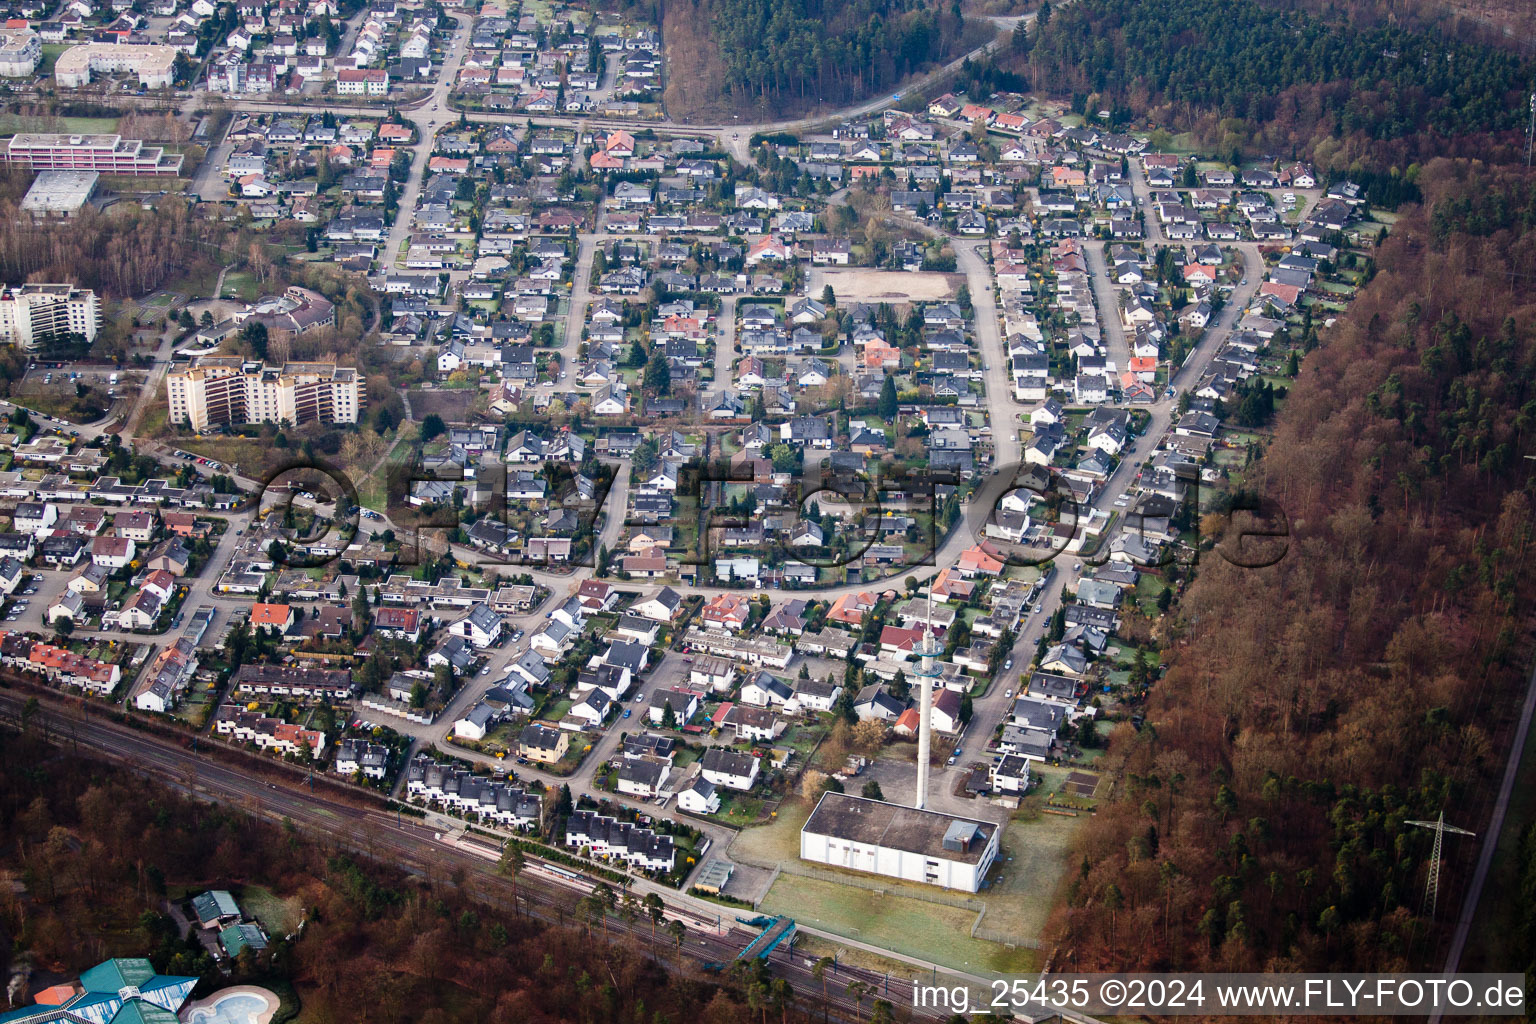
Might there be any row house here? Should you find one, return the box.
[564,809,676,872]
[214,711,327,757]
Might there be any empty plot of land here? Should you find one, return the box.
[810,268,959,302]
[727,797,810,868]
[408,387,481,422]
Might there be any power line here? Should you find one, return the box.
[1404,812,1475,921]
[1526,89,1535,168]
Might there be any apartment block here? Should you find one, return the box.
[0,284,100,348]
[167,356,365,430]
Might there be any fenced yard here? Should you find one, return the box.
[728,781,1077,962]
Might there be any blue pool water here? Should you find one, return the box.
[188,993,269,1024]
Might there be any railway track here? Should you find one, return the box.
[0,687,948,1022]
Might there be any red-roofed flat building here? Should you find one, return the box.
[577,579,619,612]
[216,711,326,756]
[879,624,926,657]
[91,535,134,569]
[993,112,1029,133]
[745,234,791,265]
[1260,281,1303,305]
[929,567,974,601]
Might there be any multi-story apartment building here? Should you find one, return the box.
[335,68,388,95]
[2,132,184,175]
[53,43,177,88]
[0,284,100,348]
[0,29,41,76]
[167,356,365,430]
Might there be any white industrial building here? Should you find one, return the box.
[799,791,1001,892]
[20,170,98,217]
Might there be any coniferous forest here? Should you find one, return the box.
[663,0,978,120]
[1016,0,1534,167]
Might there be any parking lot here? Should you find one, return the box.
[2,572,45,624]
[10,363,139,423]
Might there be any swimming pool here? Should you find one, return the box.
[187,993,271,1024]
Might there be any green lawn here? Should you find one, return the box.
[703,790,767,826]
[38,43,66,76]
[736,788,1075,962]
[238,884,304,935]
[220,271,259,302]
[0,113,119,135]
[728,796,811,867]
[759,873,1037,974]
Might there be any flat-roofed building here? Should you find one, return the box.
[0,283,99,348]
[20,170,98,217]
[3,131,184,175]
[167,355,364,430]
[799,791,1001,892]
[54,42,177,88]
[0,28,41,76]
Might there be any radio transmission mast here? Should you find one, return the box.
[1405,812,1475,920]
[912,590,942,810]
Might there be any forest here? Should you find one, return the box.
[1017,0,1534,168]
[1266,0,1536,48]
[0,193,218,299]
[663,0,979,120]
[0,723,788,1024]
[1047,158,1536,971]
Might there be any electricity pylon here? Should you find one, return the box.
[1405,812,1475,920]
